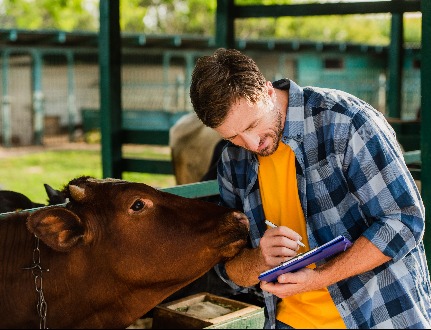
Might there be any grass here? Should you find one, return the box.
[0,145,176,205]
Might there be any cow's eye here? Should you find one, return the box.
[130,199,145,211]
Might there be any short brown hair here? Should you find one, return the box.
[190,48,267,128]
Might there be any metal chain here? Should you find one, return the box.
[22,235,49,329]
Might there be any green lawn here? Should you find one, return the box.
[0,146,176,205]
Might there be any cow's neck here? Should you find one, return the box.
[48,273,194,328]
[0,215,217,328]
[101,279,209,328]
[0,214,36,274]
[0,215,42,327]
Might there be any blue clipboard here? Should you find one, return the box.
[258,235,353,283]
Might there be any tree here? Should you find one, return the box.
[0,0,98,30]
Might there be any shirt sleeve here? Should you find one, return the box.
[343,109,425,262]
[216,144,251,211]
[213,146,257,293]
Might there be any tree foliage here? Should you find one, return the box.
[0,0,421,45]
[0,0,98,30]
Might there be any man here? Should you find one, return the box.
[189,48,431,329]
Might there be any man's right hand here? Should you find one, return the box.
[259,225,303,269]
[224,225,303,287]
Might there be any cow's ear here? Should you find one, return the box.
[26,207,84,252]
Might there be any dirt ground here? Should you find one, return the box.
[0,134,171,159]
[0,135,99,158]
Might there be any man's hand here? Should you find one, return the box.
[260,267,324,298]
[259,236,392,298]
[225,225,303,287]
[260,225,303,268]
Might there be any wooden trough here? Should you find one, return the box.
[152,293,264,329]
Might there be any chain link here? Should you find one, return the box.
[22,235,49,329]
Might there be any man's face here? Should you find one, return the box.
[215,87,284,157]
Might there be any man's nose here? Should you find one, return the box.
[240,132,260,151]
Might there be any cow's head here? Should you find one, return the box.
[25,176,249,292]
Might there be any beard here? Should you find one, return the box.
[255,109,284,157]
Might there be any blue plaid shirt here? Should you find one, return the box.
[214,79,431,329]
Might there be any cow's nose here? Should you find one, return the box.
[234,212,249,229]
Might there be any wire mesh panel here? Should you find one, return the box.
[121,52,191,112]
[402,69,421,120]
[42,54,70,142]
[4,53,33,146]
[0,43,422,148]
[245,51,296,83]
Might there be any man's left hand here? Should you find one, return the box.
[260,267,324,298]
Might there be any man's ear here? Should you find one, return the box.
[266,81,278,102]
[26,207,85,252]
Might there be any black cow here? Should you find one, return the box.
[0,184,65,213]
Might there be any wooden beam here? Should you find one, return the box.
[234,1,421,18]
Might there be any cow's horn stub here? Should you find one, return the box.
[69,184,86,201]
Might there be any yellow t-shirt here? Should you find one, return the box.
[258,142,346,329]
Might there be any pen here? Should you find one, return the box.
[265,219,306,248]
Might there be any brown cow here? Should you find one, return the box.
[0,176,249,329]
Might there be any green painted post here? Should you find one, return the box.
[216,0,235,48]
[1,50,11,148]
[421,0,431,267]
[387,3,403,120]
[31,51,44,146]
[99,0,123,178]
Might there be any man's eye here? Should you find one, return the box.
[246,124,258,131]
